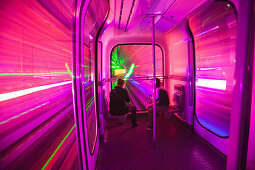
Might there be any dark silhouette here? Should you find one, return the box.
[146,78,169,130]
[109,78,138,127]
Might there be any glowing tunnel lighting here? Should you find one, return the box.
[42,124,76,170]
[131,79,139,85]
[86,97,95,111]
[62,49,72,53]
[0,81,72,102]
[196,78,227,90]
[0,102,49,125]
[0,72,69,76]
[124,63,135,80]
[65,63,74,78]
[84,83,93,90]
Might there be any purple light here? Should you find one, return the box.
[196,78,227,90]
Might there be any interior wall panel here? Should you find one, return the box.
[163,22,193,124]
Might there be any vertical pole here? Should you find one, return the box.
[227,0,254,169]
[152,16,156,146]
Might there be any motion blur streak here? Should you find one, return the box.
[196,78,227,90]
[0,102,49,125]
[0,81,72,102]
[189,1,237,137]
[42,124,76,170]
[0,0,79,169]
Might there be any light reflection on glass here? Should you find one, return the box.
[111,44,163,110]
[189,1,237,137]
[0,0,78,169]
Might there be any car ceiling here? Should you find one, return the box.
[106,0,208,35]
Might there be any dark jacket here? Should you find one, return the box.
[157,88,170,106]
[109,86,130,115]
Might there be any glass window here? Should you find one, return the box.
[83,0,108,154]
[83,44,97,153]
[0,0,79,169]
[189,2,237,137]
[110,44,163,110]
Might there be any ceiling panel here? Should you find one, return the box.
[109,0,209,34]
[162,0,208,23]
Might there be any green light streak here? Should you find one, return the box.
[124,63,135,80]
[42,124,76,170]
[65,63,74,78]
[111,66,120,69]
[85,97,94,111]
[0,72,69,76]
[131,79,139,85]
[0,102,49,125]
[0,63,76,78]
[86,100,95,111]
[84,83,93,91]
[112,80,117,89]
[120,59,124,65]
[86,97,94,108]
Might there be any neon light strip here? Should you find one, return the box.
[196,78,226,90]
[86,100,94,111]
[0,102,49,125]
[84,84,93,91]
[124,63,135,80]
[86,98,94,108]
[198,67,221,71]
[0,81,72,102]
[41,124,76,170]
[194,26,219,37]
[130,79,139,85]
[65,63,74,78]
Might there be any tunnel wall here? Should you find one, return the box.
[0,0,79,169]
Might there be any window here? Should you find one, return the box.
[189,1,237,137]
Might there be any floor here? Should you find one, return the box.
[96,114,226,170]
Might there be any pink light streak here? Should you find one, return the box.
[196,78,227,90]
[0,81,72,102]
[0,102,49,125]
[194,26,219,37]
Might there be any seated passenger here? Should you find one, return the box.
[109,78,138,127]
[146,78,169,131]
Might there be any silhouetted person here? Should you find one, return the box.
[146,78,169,130]
[109,78,138,127]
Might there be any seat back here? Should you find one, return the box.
[173,84,185,110]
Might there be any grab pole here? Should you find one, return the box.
[152,16,156,146]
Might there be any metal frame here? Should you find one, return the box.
[227,0,254,169]
[73,0,90,169]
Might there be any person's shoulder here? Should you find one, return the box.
[159,88,168,92]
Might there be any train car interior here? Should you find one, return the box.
[0,0,254,169]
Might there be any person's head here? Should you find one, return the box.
[156,78,161,88]
[117,78,125,88]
